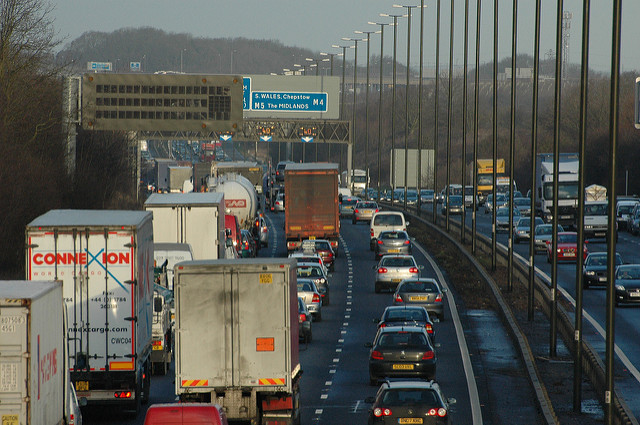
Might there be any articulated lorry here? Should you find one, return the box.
[26,210,154,414]
[471,158,505,205]
[144,192,225,260]
[0,281,82,425]
[173,259,301,425]
[535,153,579,228]
[285,163,340,253]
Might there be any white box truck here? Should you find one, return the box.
[0,281,81,425]
[144,192,225,260]
[535,153,579,228]
[173,258,301,424]
[25,210,154,414]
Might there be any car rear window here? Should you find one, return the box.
[400,281,438,293]
[381,389,439,407]
[297,267,323,277]
[380,231,407,240]
[343,198,358,205]
[378,332,428,348]
[374,214,403,226]
[386,309,426,322]
[381,257,415,267]
[298,282,314,292]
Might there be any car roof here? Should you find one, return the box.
[383,379,441,390]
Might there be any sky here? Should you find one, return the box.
[52,0,640,74]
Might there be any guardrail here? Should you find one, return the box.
[399,205,638,425]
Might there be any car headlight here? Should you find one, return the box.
[615,284,625,291]
[585,271,595,276]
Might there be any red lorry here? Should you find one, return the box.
[284,163,340,253]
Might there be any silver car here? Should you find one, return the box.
[373,255,423,293]
[297,278,322,321]
[298,297,313,343]
[393,278,447,321]
[375,230,412,260]
[296,262,330,305]
[353,201,379,224]
[534,223,565,253]
[495,207,521,233]
[340,196,360,218]
[274,192,285,212]
[257,216,269,246]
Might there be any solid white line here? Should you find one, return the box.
[414,242,484,425]
[532,265,640,383]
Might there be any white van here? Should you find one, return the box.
[369,211,409,250]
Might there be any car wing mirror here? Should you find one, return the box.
[448,398,457,405]
[419,265,425,270]
[434,342,441,348]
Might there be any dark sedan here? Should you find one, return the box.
[392,278,447,321]
[376,305,435,342]
[367,326,437,385]
[375,230,412,260]
[582,252,623,289]
[614,264,640,306]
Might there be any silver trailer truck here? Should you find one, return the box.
[173,258,301,425]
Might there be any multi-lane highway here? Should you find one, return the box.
[84,204,551,424]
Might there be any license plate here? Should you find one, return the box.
[75,380,89,391]
[399,419,423,424]
[388,249,400,253]
[392,278,402,283]
[309,236,316,240]
[598,277,607,282]
[409,296,428,301]
[2,415,19,425]
[561,215,572,219]
[565,252,576,257]
[630,292,640,297]
[392,364,414,370]
[153,345,163,350]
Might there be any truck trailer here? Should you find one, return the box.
[285,163,340,253]
[534,153,579,228]
[173,259,301,425]
[0,281,81,425]
[144,192,225,260]
[25,210,154,414]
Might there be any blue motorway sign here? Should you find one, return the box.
[251,91,328,113]
[301,137,314,143]
[260,135,273,142]
[243,77,251,110]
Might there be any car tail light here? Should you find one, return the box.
[373,407,393,417]
[409,267,419,273]
[425,323,433,334]
[299,313,307,323]
[394,294,403,303]
[69,414,76,425]
[371,229,374,237]
[404,240,411,245]
[371,350,384,360]
[354,209,359,213]
[428,408,448,417]
[422,350,435,360]
[114,391,132,399]
[375,209,379,212]
[312,293,320,303]
[379,323,387,328]
[262,226,268,233]
[435,293,443,302]
[377,267,388,274]
[377,240,384,245]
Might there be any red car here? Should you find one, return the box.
[546,231,588,263]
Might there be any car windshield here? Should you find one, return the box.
[297,282,314,292]
[315,241,331,250]
[381,389,440,407]
[618,204,636,214]
[585,203,608,215]
[374,214,404,226]
[587,254,623,266]
[557,233,578,244]
[617,267,640,280]
[381,257,415,267]
[378,331,428,348]
[517,218,530,227]
[380,231,408,240]
[399,281,438,293]
[385,309,427,322]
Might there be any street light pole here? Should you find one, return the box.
[342,37,367,194]
[322,52,339,161]
[356,29,380,198]
[230,49,238,73]
[433,0,441,224]
[369,20,393,204]
[333,44,352,171]
[180,49,186,73]
[380,12,405,205]
[417,0,426,215]
[394,4,417,212]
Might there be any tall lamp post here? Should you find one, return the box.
[321,52,339,162]
[369,20,394,204]
[230,49,238,73]
[355,29,380,197]
[342,37,367,193]
[417,0,426,214]
[445,0,454,230]
[180,49,187,73]
[433,0,441,224]
[380,12,406,205]
[333,44,354,171]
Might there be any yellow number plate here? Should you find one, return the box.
[399,418,423,424]
[409,296,428,301]
[309,236,316,240]
[75,381,89,391]
[259,273,273,284]
[392,279,402,283]
[153,345,163,350]
[392,364,414,370]
[388,249,400,253]
[2,415,19,425]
